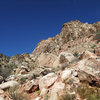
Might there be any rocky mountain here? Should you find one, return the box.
[0,20,100,100]
[32,20,99,56]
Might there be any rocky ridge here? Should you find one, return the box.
[0,20,100,100]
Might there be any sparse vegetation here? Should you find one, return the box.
[44,94,49,100]
[93,30,100,43]
[28,63,39,70]
[60,92,75,100]
[19,77,27,84]
[67,78,74,85]
[0,64,17,79]
[36,90,41,96]
[73,52,79,57]
[8,86,29,100]
[77,83,100,100]
[91,44,96,49]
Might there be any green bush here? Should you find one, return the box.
[73,52,79,57]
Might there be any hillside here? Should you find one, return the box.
[0,20,100,100]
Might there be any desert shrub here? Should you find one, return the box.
[28,63,39,71]
[8,86,29,100]
[18,77,27,84]
[61,65,68,70]
[36,90,41,96]
[0,64,17,79]
[93,30,100,43]
[73,52,79,57]
[44,94,49,100]
[60,92,75,100]
[91,44,96,49]
[66,78,74,85]
[77,83,100,100]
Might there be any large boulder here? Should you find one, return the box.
[61,69,72,81]
[0,81,19,90]
[53,52,77,68]
[39,73,58,89]
[38,53,57,67]
[50,82,65,93]
[77,58,100,86]
[48,82,65,100]
[48,92,59,100]
[40,88,48,97]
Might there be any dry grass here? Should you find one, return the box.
[77,83,100,100]
[8,86,29,100]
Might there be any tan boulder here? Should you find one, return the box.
[40,88,48,97]
[39,73,58,89]
[38,53,57,67]
[51,82,65,93]
[77,58,100,86]
[49,82,65,100]
[61,69,72,81]
[0,81,19,90]
[48,92,59,100]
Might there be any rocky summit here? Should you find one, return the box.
[0,20,100,100]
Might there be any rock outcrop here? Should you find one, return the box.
[32,20,98,57]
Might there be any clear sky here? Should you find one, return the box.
[0,0,100,57]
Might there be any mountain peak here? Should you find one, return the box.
[32,20,99,57]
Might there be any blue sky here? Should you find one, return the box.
[0,0,100,56]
